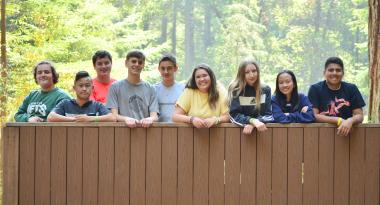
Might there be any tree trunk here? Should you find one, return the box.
[171,0,177,55]
[202,1,212,61]
[160,15,168,43]
[184,0,194,75]
[309,0,322,85]
[1,0,7,123]
[368,0,380,122]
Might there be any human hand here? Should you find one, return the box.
[252,119,268,132]
[125,117,139,128]
[243,124,254,135]
[192,117,206,128]
[28,116,44,122]
[301,106,309,113]
[140,117,154,128]
[337,118,353,136]
[204,117,217,128]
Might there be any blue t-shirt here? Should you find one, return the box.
[154,81,184,122]
[307,81,365,119]
[52,99,110,116]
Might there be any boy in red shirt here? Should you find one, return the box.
[90,50,116,104]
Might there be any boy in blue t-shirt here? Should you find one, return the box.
[47,71,115,122]
[308,57,365,136]
[154,54,184,122]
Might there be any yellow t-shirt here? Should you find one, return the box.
[176,86,229,118]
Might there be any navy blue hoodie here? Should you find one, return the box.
[271,93,315,123]
[229,84,274,126]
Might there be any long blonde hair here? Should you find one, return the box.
[228,60,262,112]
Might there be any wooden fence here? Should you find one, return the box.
[2,123,380,205]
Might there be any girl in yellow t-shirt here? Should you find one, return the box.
[172,64,229,128]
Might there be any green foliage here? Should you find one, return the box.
[2,0,370,120]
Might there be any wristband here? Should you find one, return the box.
[249,118,256,124]
[189,116,194,124]
[337,117,342,126]
[215,116,221,125]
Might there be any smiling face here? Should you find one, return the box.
[158,60,177,83]
[195,68,211,93]
[324,63,343,88]
[94,57,112,78]
[244,63,258,87]
[36,64,54,90]
[126,57,144,76]
[278,72,294,100]
[74,76,93,101]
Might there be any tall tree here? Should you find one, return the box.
[1,0,6,123]
[368,0,380,122]
[160,15,168,43]
[184,0,195,75]
[171,0,177,55]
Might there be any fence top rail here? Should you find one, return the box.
[3,122,380,128]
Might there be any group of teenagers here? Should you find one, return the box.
[14,50,366,136]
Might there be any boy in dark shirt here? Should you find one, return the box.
[47,71,115,122]
[308,57,365,136]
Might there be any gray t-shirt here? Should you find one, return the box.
[154,81,185,122]
[106,79,159,120]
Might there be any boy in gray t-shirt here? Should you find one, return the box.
[106,50,159,127]
[154,54,184,122]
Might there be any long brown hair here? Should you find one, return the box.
[186,64,219,109]
[228,59,262,111]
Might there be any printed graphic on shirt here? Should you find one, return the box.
[239,94,266,106]
[27,102,47,116]
[320,97,351,116]
[129,95,146,117]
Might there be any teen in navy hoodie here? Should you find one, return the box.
[272,70,315,123]
[228,60,274,134]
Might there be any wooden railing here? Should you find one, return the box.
[2,123,380,205]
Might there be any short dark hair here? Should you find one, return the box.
[92,50,112,66]
[159,54,177,66]
[324,57,344,73]
[33,60,59,84]
[126,50,145,62]
[74,71,91,83]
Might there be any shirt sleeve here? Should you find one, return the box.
[295,94,316,123]
[229,96,250,126]
[106,84,118,109]
[176,89,191,113]
[14,93,31,122]
[97,103,110,115]
[218,86,229,115]
[257,86,274,123]
[271,96,296,123]
[307,84,320,109]
[350,84,366,110]
[51,100,67,116]
[56,90,72,105]
[148,85,159,114]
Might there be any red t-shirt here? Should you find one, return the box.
[90,78,116,104]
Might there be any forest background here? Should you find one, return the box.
[0,0,369,122]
